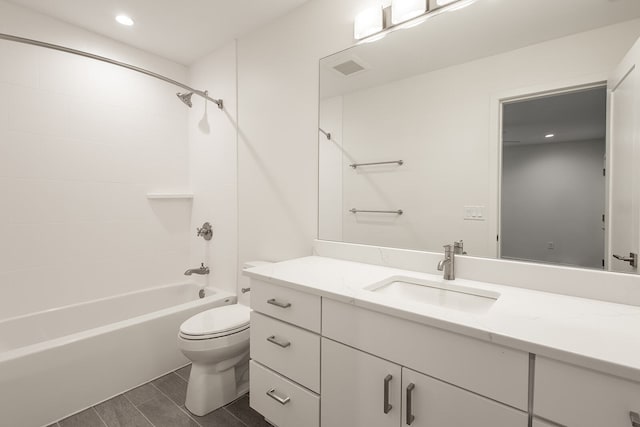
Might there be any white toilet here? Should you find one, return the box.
[178,303,251,416]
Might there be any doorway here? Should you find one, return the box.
[500,86,607,269]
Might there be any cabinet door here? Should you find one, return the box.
[321,338,401,427]
[401,368,528,427]
[535,356,640,427]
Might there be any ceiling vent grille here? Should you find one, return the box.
[333,59,366,76]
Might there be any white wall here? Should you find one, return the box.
[316,20,640,258]
[236,0,374,291]
[186,42,239,297]
[318,96,344,242]
[502,140,606,268]
[0,1,191,320]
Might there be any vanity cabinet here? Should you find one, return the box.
[248,277,640,427]
[249,280,321,427]
[321,337,402,427]
[534,356,640,427]
[321,337,527,427]
[322,298,530,410]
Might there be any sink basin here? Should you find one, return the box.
[364,276,500,314]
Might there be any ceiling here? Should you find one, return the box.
[7,0,310,64]
[503,87,607,146]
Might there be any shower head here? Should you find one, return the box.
[176,91,193,108]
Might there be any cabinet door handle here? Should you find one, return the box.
[406,383,415,425]
[266,388,290,405]
[383,374,393,414]
[631,411,640,427]
[267,298,292,309]
[267,335,291,348]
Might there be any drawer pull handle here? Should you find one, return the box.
[383,374,393,414]
[406,383,415,425]
[266,388,290,405]
[267,298,291,309]
[267,335,291,348]
[631,411,640,427]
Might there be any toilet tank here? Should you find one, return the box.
[242,261,272,270]
[240,261,272,304]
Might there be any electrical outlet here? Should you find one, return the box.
[547,242,555,250]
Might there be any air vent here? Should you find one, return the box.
[333,59,366,76]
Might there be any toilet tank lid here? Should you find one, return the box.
[180,305,250,336]
[243,260,272,269]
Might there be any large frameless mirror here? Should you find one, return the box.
[318,0,640,274]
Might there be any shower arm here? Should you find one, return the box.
[0,32,223,110]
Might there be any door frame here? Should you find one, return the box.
[489,75,608,260]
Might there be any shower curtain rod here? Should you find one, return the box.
[0,32,223,109]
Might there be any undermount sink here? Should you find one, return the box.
[364,276,500,314]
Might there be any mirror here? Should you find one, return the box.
[318,0,640,273]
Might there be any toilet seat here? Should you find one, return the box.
[179,304,250,341]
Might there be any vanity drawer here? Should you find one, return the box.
[322,298,529,410]
[250,311,320,393]
[534,356,640,427]
[250,360,319,427]
[250,279,321,333]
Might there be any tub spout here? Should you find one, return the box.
[184,263,210,276]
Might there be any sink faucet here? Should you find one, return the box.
[437,244,455,280]
[184,263,210,276]
[453,240,467,255]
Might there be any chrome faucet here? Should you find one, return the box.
[453,240,467,255]
[437,244,455,280]
[184,263,210,276]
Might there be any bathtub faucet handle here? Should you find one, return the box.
[196,222,213,241]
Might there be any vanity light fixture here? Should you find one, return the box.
[354,6,384,40]
[392,0,427,25]
[354,0,476,41]
[545,133,555,139]
[115,14,134,26]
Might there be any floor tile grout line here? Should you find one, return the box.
[90,406,109,427]
[177,405,204,426]
[126,383,163,409]
[122,391,158,427]
[147,380,202,426]
[150,380,186,407]
[222,406,251,427]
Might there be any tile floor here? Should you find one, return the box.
[47,365,271,427]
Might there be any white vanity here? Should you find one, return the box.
[245,0,640,425]
[245,256,640,427]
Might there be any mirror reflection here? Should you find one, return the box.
[318,0,640,273]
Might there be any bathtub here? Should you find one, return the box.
[0,283,236,427]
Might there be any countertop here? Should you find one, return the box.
[244,255,640,383]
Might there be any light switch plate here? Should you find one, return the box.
[464,206,486,221]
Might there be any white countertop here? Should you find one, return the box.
[245,256,640,383]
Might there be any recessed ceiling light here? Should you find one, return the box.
[545,134,555,138]
[115,15,134,26]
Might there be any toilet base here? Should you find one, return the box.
[185,357,249,416]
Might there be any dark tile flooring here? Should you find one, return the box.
[47,365,271,427]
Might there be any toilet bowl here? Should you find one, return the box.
[178,304,251,416]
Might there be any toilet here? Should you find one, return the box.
[178,303,251,416]
[178,260,270,416]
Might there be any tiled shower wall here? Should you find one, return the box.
[0,1,192,319]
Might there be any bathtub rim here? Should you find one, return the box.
[0,282,237,364]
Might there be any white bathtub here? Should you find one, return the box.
[0,283,236,427]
